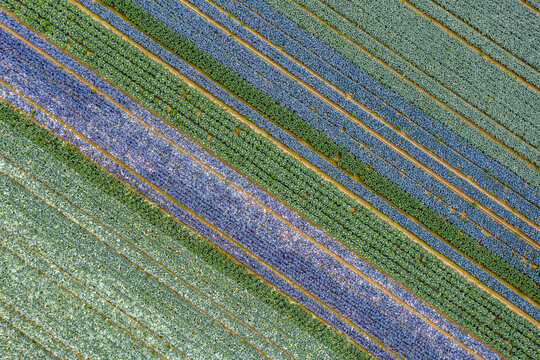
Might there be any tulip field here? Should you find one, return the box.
[0,0,538,359]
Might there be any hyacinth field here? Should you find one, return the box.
[0,0,538,359]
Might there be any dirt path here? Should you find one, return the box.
[0,151,298,360]
[403,0,540,91]
[0,77,390,359]
[8,2,537,331]
[520,0,540,15]
[177,0,540,243]
[287,0,540,170]
[2,8,532,354]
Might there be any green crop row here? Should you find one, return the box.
[0,101,371,359]
[99,0,539,302]
[259,0,540,187]
[2,0,538,357]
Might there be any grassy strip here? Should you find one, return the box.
[0,101,372,360]
[101,0,539,301]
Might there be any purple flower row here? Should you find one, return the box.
[127,0,540,277]
[59,1,538,322]
[0,24,477,359]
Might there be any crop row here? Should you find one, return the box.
[0,37,407,359]
[2,117,382,360]
[1,2,536,358]
[136,0,540,279]
[428,0,540,70]
[405,0,540,87]
[0,37,474,360]
[0,173,275,360]
[257,0,540,186]
[325,0,540,148]
[0,315,58,360]
[1,11,512,359]
[209,0,540,210]
[95,0,540,297]
[0,93,376,360]
[0,120,350,360]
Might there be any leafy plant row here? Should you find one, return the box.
[336,0,539,146]
[140,0,540,278]
[2,31,473,359]
[1,176,274,359]
[428,0,540,70]
[98,0,539,298]
[405,0,540,86]
[257,0,540,186]
[3,1,538,358]
[0,115,358,360]
[71,0,540,339]
[0,101,373,360]
[210,0,540,212]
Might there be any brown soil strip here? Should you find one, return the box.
[0,85,387,359]
[190,0,540,237]
[289,0,540,169]
[0,312,64,360]
[0,231,159,360]
[404,0,540,90]
[0,16,535,343]
[424,0,540,79]
[0,151,297,360]
[314,0,540,148]
[520,0,540,15]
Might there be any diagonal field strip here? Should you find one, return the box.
[311,0,540,147]
[54,0,540,307]
[0,26,506,360]
[401,0,540,92]
[0,95,392,360]
[0,143,299,360]
[0,71,407,359]
[132,0,540,244]
[0,312,61,360]
[0,6,536,346]
[0,13,516,358]
[265,0,540,174]
[0,173,276,360]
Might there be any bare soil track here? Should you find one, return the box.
[4,3,536,339]
[3,5,538,357]
[288,0,540,169]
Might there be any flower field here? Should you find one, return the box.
[0,0,538,359]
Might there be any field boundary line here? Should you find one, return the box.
[0,150,298,360]
[286,0,540,168]
[0,12,535,344]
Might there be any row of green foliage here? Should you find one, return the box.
[100,0,539,302]
[3,1,538,357]
[0,101,372,359]
[258,0,540,186]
